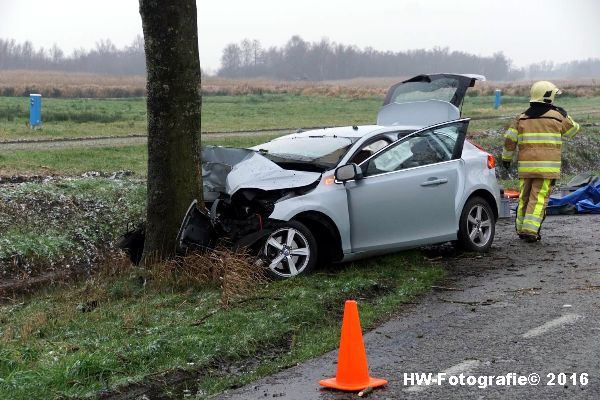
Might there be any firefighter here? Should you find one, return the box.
[501,81,580,242]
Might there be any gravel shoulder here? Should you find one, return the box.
[217,215,600,400]
[0,130,292,151]
[0,135,148,151]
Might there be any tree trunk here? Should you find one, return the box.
[139,0,202,262]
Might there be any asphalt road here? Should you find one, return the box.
[217,215,600,400]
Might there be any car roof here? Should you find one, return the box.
[275,125,422,141]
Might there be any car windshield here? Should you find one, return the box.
[251,136,356,171]
[389,78,459,104]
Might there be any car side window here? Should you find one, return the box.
[363,122,464,177]
[349,138,390,164]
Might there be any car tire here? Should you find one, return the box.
[455,196,495,252]
[261,220,318,279]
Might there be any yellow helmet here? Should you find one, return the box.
[530,81,561,104]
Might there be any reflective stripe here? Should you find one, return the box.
[518,161,561,169]
[518,132,562,144]
[515,217,524,230]
[521,224,539,234]
[532,179,551,219]
[519,132,562,138]
[518,167,561,173]
[523,216,542,227]
[515,179,526,232]
[524,214,543,223]
[520,139,562,144]
[564,121,580,139]
[504,128,518,142]
[502,150,514,161]
[522,221,539,230]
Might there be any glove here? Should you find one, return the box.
[502,161,511,169]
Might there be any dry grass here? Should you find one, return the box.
[149,249,267,306]
[1,70,599,98]
[18,311,48,341]
[201,77,389,97]
[0,70,146,98]
[81,249,267,307]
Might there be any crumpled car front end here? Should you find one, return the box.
[177,145,323,257]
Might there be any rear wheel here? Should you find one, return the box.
[455,196,495,252]
[261,221,317,279]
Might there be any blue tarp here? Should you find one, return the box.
[548,180,600,214]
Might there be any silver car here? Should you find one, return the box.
[178,74,501,278]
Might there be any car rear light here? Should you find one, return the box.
[487,154,496,169]
[466,139,495,169]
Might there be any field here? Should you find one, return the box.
[0,94,384,140]
[1,80,599,398]
[2,70,600,98]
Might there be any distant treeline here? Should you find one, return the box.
[219,36,600,81]
[0,37,145,75]
[219,36,515,80]
[1,35,600,80]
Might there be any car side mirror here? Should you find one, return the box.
[335,163,362,182]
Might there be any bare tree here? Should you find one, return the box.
[138,0,203,261]
[127,35,145,54]
[95,38,117,55]
[220,43,242,76]
[240,39,253,67]
[50,44,64,64]
[252,39,263,66]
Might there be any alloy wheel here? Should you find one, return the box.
[263,227,311,278]
[466,204,492,247]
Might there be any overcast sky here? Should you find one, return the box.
[1,0,599,73]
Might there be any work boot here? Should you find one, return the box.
[522,234,540,243]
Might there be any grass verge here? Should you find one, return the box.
[0,177,145,279]
[0,252,444,399]
[0,146,148,176]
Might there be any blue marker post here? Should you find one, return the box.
[29,94,42,128]
[494,89,502,109]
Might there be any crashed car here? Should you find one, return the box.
[177,73,501,278]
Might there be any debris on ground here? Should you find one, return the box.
[548,173,600,214]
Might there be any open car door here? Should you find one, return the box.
[344,119,470,254]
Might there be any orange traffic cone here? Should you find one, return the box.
[319,300,388,391]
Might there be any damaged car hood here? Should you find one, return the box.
[202,146,321,200]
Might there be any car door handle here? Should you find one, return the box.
[420,177,448,186]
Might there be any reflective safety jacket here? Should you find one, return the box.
[502,103,580,179]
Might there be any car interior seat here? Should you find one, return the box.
[406,138,440,167]
[351,149,372,165]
